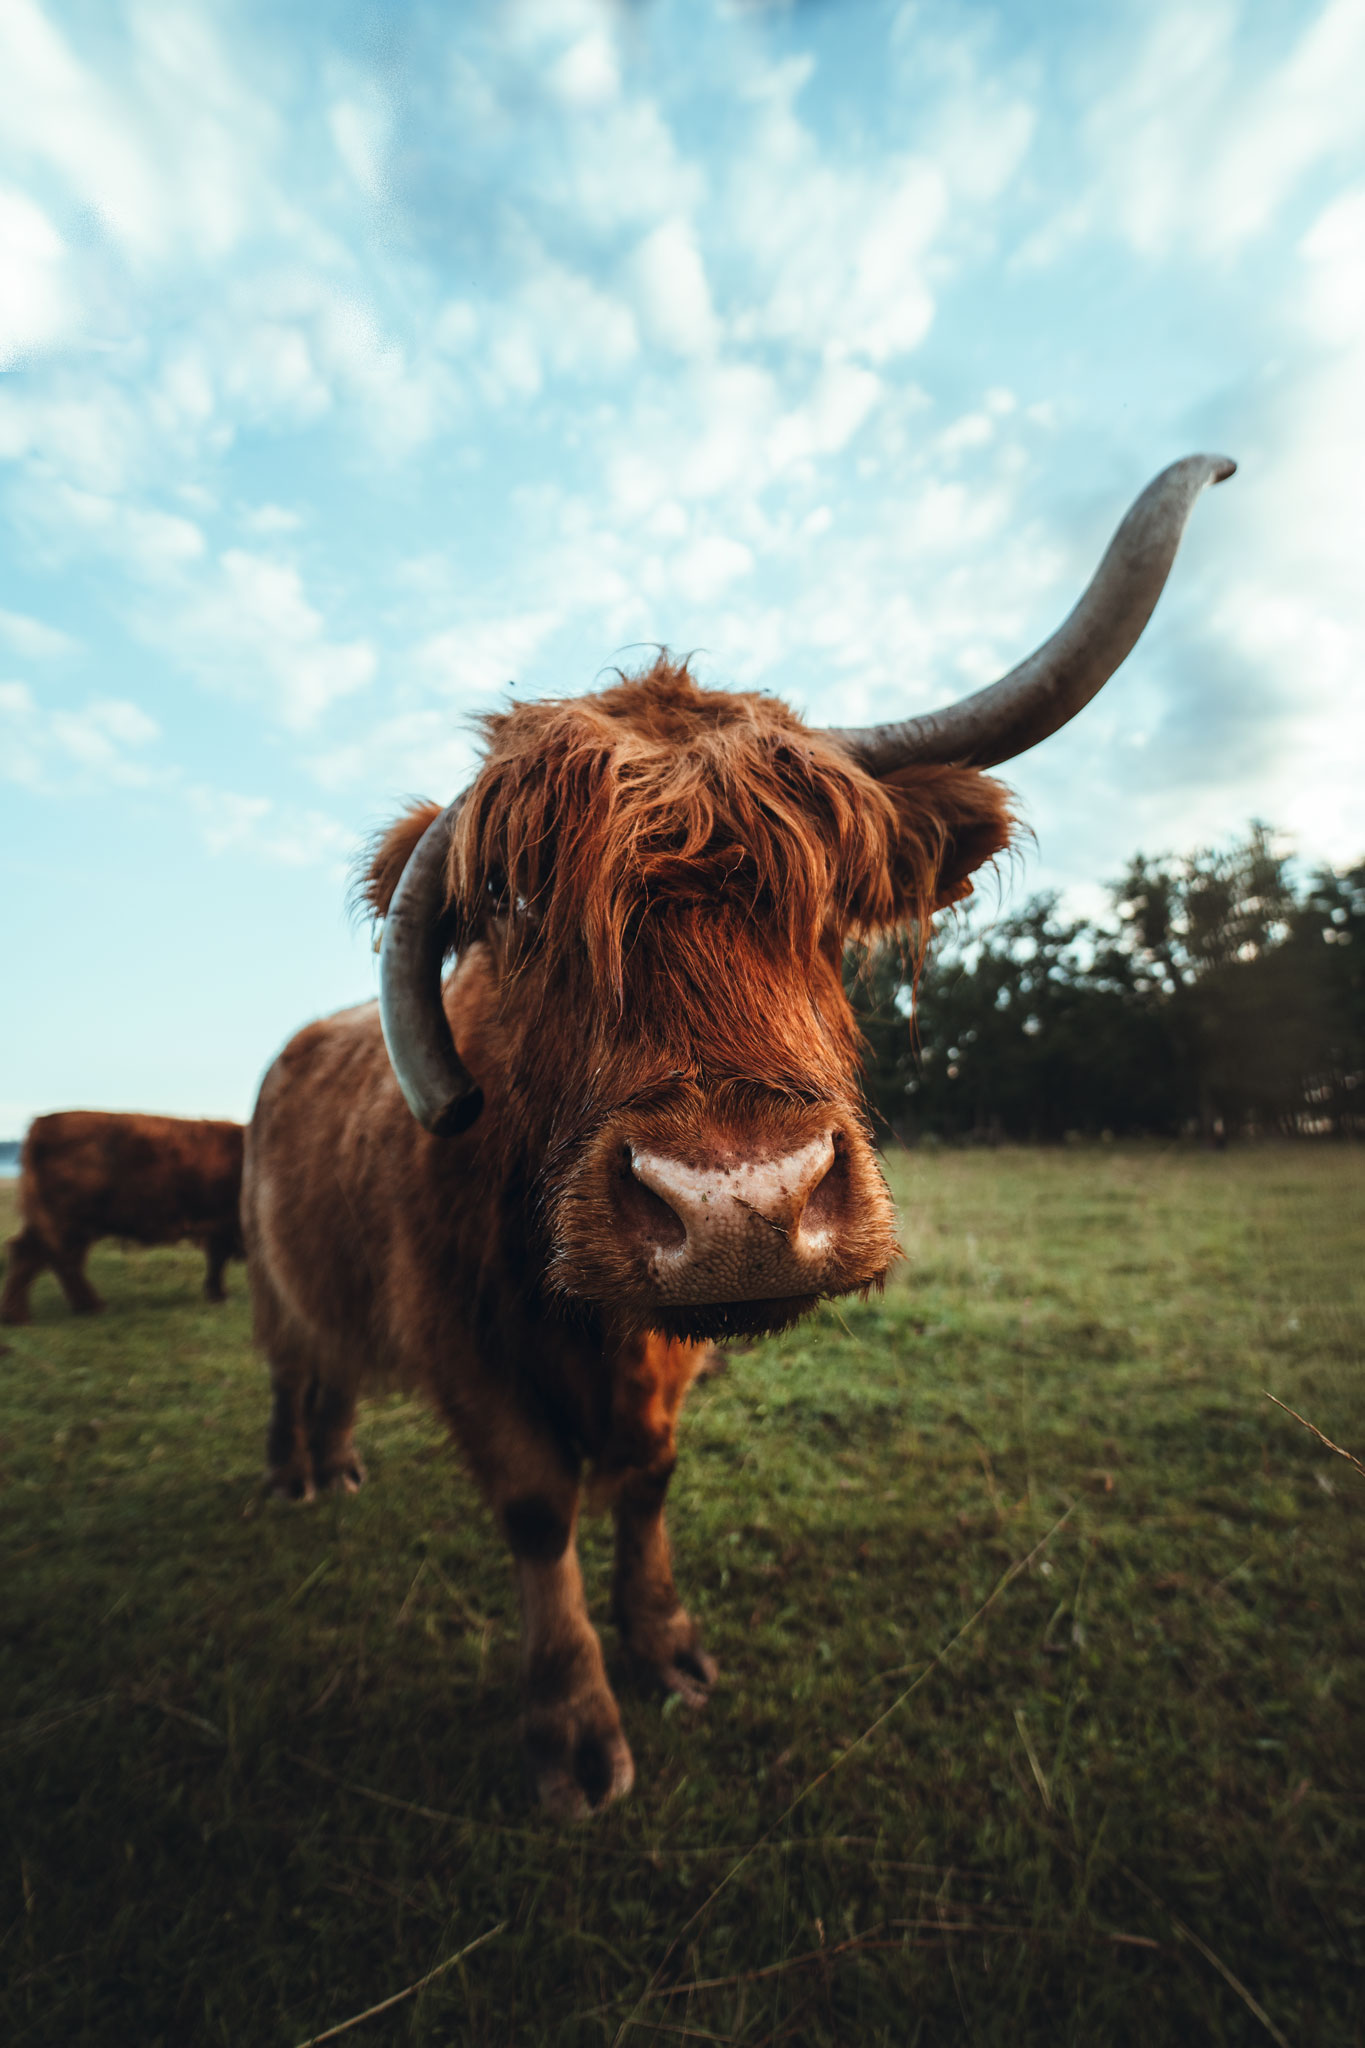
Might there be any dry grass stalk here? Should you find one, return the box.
[1119,1864,1289,2048]
[1263,1391,1365,1479]
[291,1921,505,2047]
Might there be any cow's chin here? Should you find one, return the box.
[644,1295,822,1343]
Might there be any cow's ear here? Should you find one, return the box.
[359,800,444,921]
[881,764,1016,918]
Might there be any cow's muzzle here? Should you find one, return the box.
[548,1114,900,1330]
[620,1132,845,1303]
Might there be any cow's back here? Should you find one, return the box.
[21,1111,243,1245]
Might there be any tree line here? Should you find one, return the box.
[854,826,1365,1143]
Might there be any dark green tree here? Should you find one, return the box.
[851,827,1364,1142]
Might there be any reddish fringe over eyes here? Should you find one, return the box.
[364,657,1015,998]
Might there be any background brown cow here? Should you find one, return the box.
[245,457,1233,1817]
[0,1112,245,1324]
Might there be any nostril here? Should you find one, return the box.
[616,1145,687,1251]
[799,1132,850,1237]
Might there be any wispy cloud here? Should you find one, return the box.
[186,785,354,870]
[0,683,161,788]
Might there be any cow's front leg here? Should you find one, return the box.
[0,1227,48,1325]
[611,1463,717,1708]
[505,1489,634,1819]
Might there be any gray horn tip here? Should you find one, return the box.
[1208,454,1237,484]
[432,1086,485,1137]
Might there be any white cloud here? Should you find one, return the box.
[515,254,639,380]
[0,0,277,263]
[0,607,77,660]
[49,488,206,577]
[0,683,161,789]
[240,503,305,537]
[172,551,377,730]
[412,611,562,700]
[3,392,148,498]
[212,276,457,453]
[1200,0,1365,250]
[0,185,76,366]
[631,220,719,357]
[1190,189,1365,867]
[723,52,981,368]
[667,534,755,606]
[309,709,482,801]
[1300,188,1365,344]
[550,96,703,231]
[188,786,354,869]
[677,362,781,499]
[329,95,390,197]
[768,362,884,472]
[0,681,40,785]
[547,29,619,108]
[1063,0,1365,261]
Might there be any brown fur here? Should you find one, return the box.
[0,1111,245,1323]
[247,657,1013,1813]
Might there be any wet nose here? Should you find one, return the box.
[621,1133,843,1303]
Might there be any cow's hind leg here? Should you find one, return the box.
[612,1462,717,1708]
[0,1227,49,1325]
[308,1380,365,1493]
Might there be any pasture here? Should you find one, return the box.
[1,1147,1361,2047]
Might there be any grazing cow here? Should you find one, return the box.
[244,457,1233,1815]
[0,1112,245,1323]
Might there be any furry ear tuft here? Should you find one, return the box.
[359,800,444,922]
[880,763,1017,922]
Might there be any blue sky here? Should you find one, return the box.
[2,0,1363,1132]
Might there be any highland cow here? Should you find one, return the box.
[243,456,1233,1815]
[1,1111,245,1323]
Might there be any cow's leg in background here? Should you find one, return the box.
[202,1229,236,1304]
[612,1462,717,1707]
[50,1235,102,1315]
[0,1226,50,1324]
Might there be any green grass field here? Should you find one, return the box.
[2,1146,1362,2047]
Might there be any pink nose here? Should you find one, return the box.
[621,1133,842,1303]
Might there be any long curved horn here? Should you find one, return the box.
[378,801,485,1136]
[825,453,1236,775]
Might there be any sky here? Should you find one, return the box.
[2,0,1364,1133]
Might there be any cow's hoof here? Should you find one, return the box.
[322,1457,365,1495]
[267,1466,317,1505]
[524,1696,635,1820]
[661,1638,718,1708]
[622,1608,718,1708]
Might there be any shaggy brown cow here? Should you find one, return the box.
[0,1112,245,1323]
[244,456,1233,1816]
